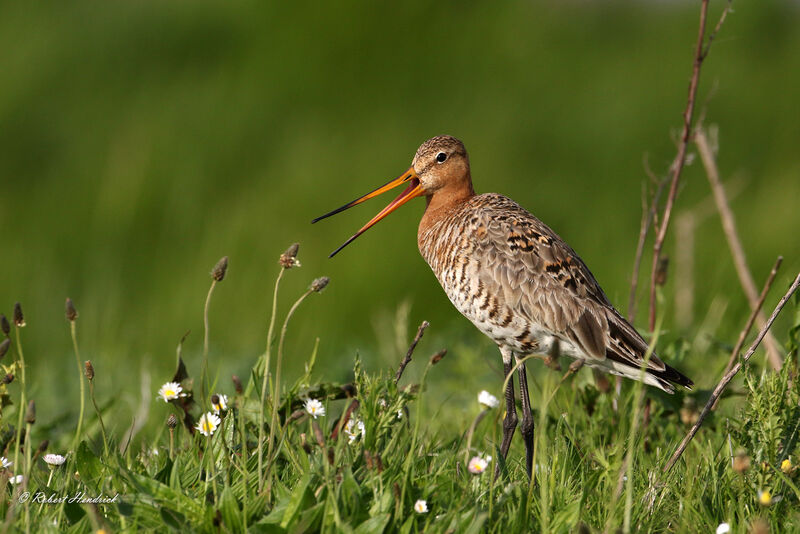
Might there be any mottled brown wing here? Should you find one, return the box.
[473,195,612,360]
[470,194,693,390]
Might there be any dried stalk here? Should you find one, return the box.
[628,174,666,323]
[719,257,783,380]
[664,271,800,472]
[394,321,430,384]
[695,127,783,370]
[649,0,727,330]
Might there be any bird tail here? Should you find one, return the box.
[605,350,693,393]
[604,309,693,394]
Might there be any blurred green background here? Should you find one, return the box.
[1,1,798,433]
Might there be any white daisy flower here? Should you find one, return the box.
[304,398,325,419]
[43,454,66,467]
[0,457,11,469]
[157,382,183,402]
[212,394,228,414]
[716,523,731,534]
[478,390,499,409]
[414,499,428,514]
[468,455,491,474]
[9,474,23,485]
[344,419,366,443]
[196,412,221,437]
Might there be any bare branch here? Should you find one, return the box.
[664,270,800,472]
[695,126,783,370]
[701,0,734,60]
[628,172,667,322]
[649,0,716,330]
[394,320,430,384]
[719,257,783,381]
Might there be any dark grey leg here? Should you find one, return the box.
[517,360,535,479]
[495,357,518,478]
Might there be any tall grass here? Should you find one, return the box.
[0,250,798,532]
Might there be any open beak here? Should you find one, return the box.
[312,166,423,257]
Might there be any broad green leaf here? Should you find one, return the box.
[398,515,414,534]
[219,486,244,533]
[462,512,488,534]
[281,472,311,529]
[353,513,390,534]
[75,441,103,490]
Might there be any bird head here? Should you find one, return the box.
[313,135,472,257]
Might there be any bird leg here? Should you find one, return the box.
[517,359,535,479]
[495,358,517,478]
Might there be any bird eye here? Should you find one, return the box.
[436,152,447,163]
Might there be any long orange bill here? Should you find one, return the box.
[312,167,423,257]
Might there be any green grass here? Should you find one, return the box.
[1,253,799,532]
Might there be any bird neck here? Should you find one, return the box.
[418,177,475,237]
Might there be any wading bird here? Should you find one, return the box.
[313,135,692,477]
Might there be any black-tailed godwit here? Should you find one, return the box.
[313,135,692,476]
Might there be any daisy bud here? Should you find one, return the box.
[0,338,10,360]
[213,510,222,528]
[167,414,178,429]
[655,257,669,286]
[279,243,300,269]
[429,348,447,365]
[232,375,243,395]
[0,314,9,336]
[25,400,36,424]
[680,397,699,426]
[300,433,311,454]
[211,256,229,282]
[13,302,25,328]
[341,383,356,398]
[594,373,612,393]
[84,361,95,381]
[749,518,769,534]
[733,450,751,473]
[311,419,325,447]
[2,373,13,384]
[364,450,374,470]
[310,277,330,293]
[36,440,49,455]
[65,298,78,322]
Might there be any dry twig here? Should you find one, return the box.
[663,270,800,472]
[719,257,783,381]
[621,163,667,406]
[695,127,783,369]
[628,159,667,322]
[394,321,430,384]
[648,0,732,330]
[673,175,746,328]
